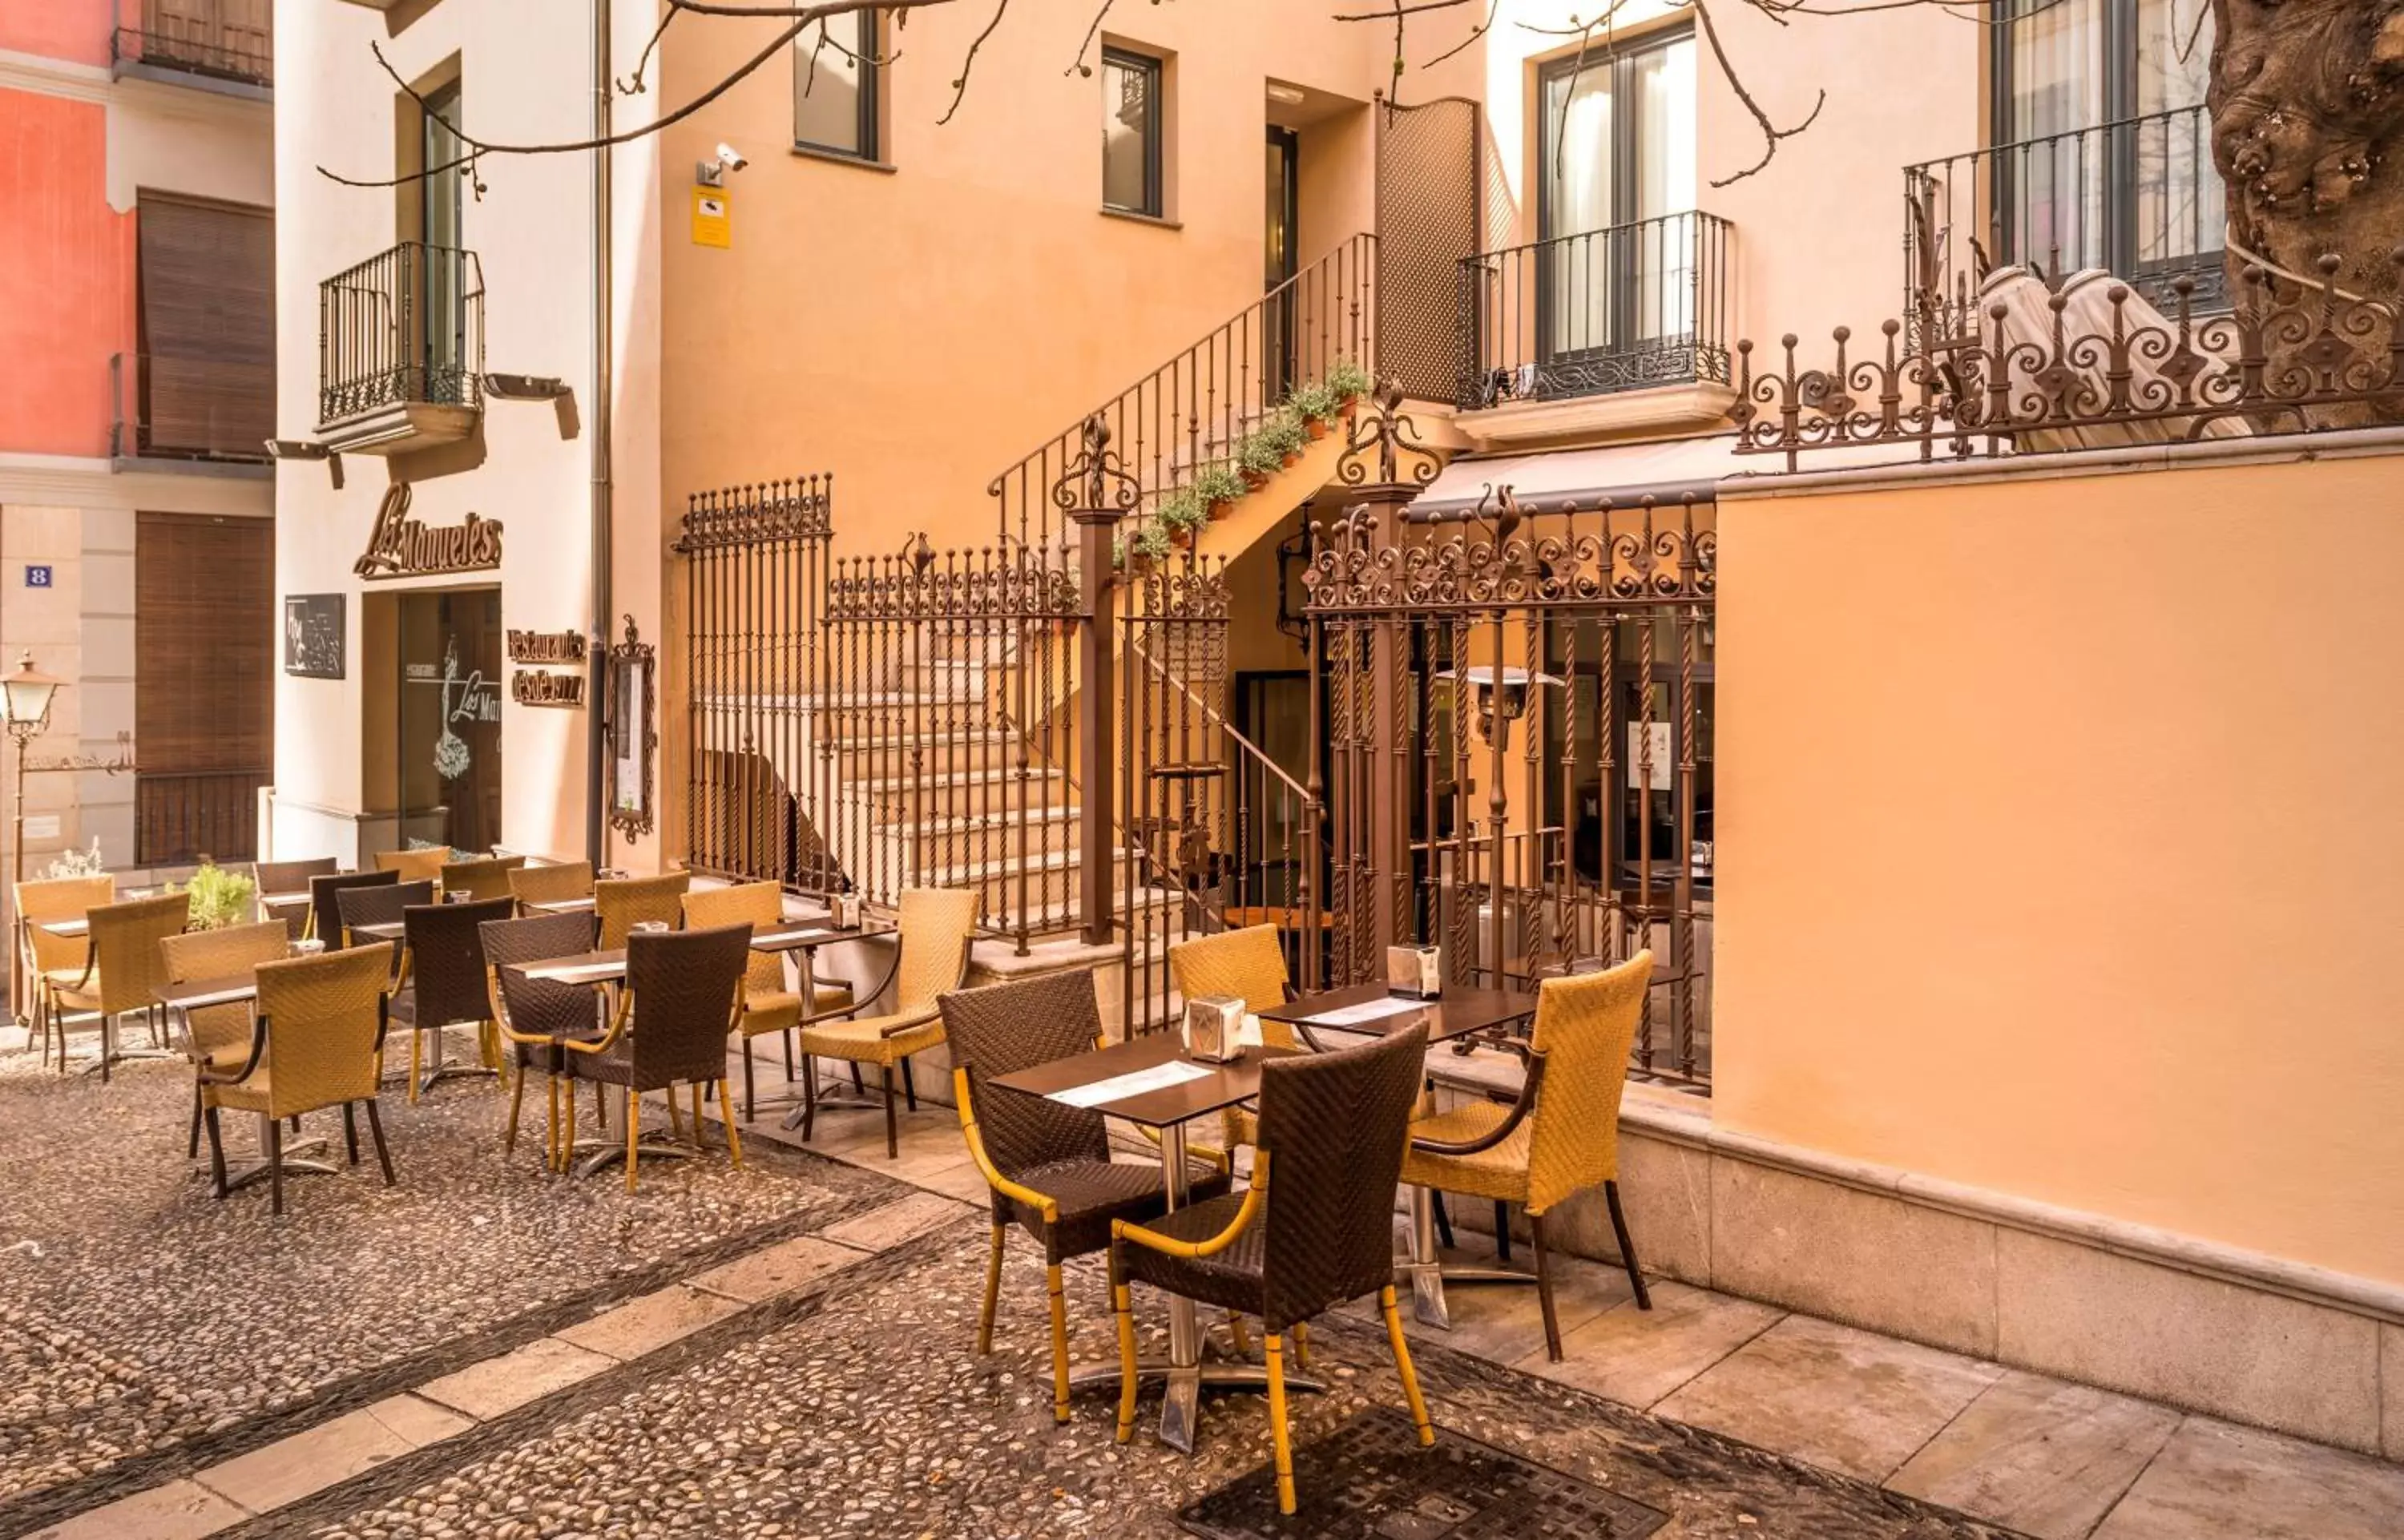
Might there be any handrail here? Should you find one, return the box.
[1128,638,1311,806]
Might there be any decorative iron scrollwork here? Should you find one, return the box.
[1336,377,1441,488]
[673,478,833,552]
[1050,413,1142,519]
[825,550,1081,621]
[1302,499,1714,613]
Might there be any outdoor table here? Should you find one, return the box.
[153,974,338,1191]
[37,917,88,938]
[988,1034,1327,1455]
[526,896,596,913]
[1259,984,1540,1331]
[350,920,407,944]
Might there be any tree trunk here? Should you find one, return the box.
[2209,0,2404,421]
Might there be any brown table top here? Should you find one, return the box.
[989,1033,1301,1130]
[749,921,892,953]
[351,921,407,942]
[1256,983,1537,1046]
[506,949,629,986]
[156,975,259,1010]
[526,896,597,913]
[37,917,89,937]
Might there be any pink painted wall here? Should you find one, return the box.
[0,88,135,457]
[0,0,111,67]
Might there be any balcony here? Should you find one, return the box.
[111,351,272,472]
[1905,103,2227,343]
[1453,211,1736,447]
[316,241,485,455]
[110,1,272,95]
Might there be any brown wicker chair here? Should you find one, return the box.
[1111,1026,1436,1514]
[373,848,449,885]
[199,947,396,1215]
[941,969,1233,1424]
[506,861,595,913]
[1402,952,1656,1361]
[335,879,434,951]
[162,920,292,1159]
[793,886,976,1158]
[482,909,605,1171]
[682,881,857,1120]
[306,869,397,948]
[560,922,748,1191]
[438,855,526,903]
[392,897,514,1100]
[254,857,338,939]
[13,873,111,1067]
[594,871,690,949]
[45,891,188,1081]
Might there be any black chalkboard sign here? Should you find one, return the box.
[284,594,345,679]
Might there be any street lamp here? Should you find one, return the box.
[4,652,62,1029]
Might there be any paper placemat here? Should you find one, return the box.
[536,897,597,911]
[1305,995,1430,1028]
[1048,1058,1212,1109]
[756,928,833,945]
[524,961,625,984]
[172,986,256,1010]
[44,919,88,937]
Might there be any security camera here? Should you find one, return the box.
[716,143,749,172]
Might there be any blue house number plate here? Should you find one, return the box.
[23,565,52,588]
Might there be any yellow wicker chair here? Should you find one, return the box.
[374,849,450,886]
[13,873,112,1068]
[438,854,526,902]
[198,946,396,1215]
[595,872,691,949]
[46,891,188,1082]
[162,921,292,1159]
[1167,925,1295,1150]
[793,887,976,1158]
[1401,951,1656,1359]
[681,881,857,1120]
[506,861,595,913]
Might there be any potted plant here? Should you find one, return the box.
[1258,409,1310,469]
[1288,381,1338,438]
[1193,462,1248,517]
[1156,488,1206,549]
[1131,522,1174,572]
[1236,432,1284,488]
[1326,357,1373,417]
[178,861,257,931]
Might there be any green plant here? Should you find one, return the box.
[1131,522,1174,560]
[1256,409,1309,459]
[1287,380,1339,422]
[1193,462,1247,508]
[177,861,257,931]
[1236,432,1285,478]
[1325,357,1373,401]
[1155,487,1208,533]
[42,841,106,881]
[1111,534,1127,569]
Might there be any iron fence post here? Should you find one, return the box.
[1059,416,1136,948]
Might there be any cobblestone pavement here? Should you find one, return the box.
[276,1220,2017,1540]
[0,1043,907,1526]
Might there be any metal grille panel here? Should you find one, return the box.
[1377,98,1481,405]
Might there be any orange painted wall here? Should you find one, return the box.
[0,0,111,66]
[0,87,133,457]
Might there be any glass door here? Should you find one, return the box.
[420,82,466,402]
[397,588,502,854]
[1264,126,1301,408]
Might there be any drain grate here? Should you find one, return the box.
[1180,1408,1672,1539]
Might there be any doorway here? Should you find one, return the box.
[1264,125,1300,406]
[395,588,502,853]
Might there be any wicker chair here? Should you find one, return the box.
[254,857,338,938]
[438,855,526,903]
[1111,1027,1436,1514]
[1402,952,1656,1361]
[506,861,595,913]
[373,848,449,885]
[1167,925,1296,1150]
[306,869,397,948]
[941,969,1232,1424]
[45,891,188,1082]
[199,947,396,1215]
[162,921,292,1159]
[335,879,434,951]
[594,871,690,949]
[482,909,605,1170]
[682,881,857,1120]
[793,887,976,1158]
[13,873,111,1067]
[559,923,748,1191]
[392,897,514,1101]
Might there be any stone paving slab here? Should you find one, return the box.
[684,1235,862,1304]
[820,1190,974,1252]
[195,1407,414,1515]
[551,1286,745,1362]
[1523,1278,1786,1409]
[411,1338,617,1423]
[22,1478,245,1540]
[1886,1370,2183,1540]
[2087,1416,2404,1540]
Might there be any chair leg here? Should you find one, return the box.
[977,1224,1006,1354]
[1530,1212,1563,1361]
[690,1083,705,1148]
[407,1031,422,1105]
[204,1104,228,1198]
[1266,1333,1297,1515]
[849,1062,866,1095]
[1293,1319,1313,1371]
[560,1078,578,1173]
[1224,1310,1252,1360]
[505,1067,526,1155]
[266,1115,284,1218]
[1111,1267,1139,1444]
[365,1099,396,1184]
[881,1065,898,1159]
[800,1055,818,1142]
[1494,1199,1513,1263]
[1045,1261,1071,1425]
[1380,1285,1436,1447]
[900,1056,918,1111]
[624,1087,641,1194]
[1604,1179,1652,1310]
[742,1038,756,1123]
[188,1082,204,1159]
[780,1029,794,1082]
[344,1103,361,1166]
[718,1081,744,1170]
[1430,1189,1455,1250]
[546,1074,562,1171]
[666,1086,685,1143]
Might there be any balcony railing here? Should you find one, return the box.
[1905,103,2227,341]
[111,1,272,87]
[111,352,271,465]
[1454,211,1735,412]
[317,242,485,429]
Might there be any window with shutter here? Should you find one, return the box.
[135,513,274,865]
[135,195,274,461]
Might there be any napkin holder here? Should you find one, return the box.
[1386,944,1443,1000]
[1183,994,1247,1064]
[830,893,863,930]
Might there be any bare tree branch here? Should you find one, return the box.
[1067,0,1118,76]
[1698,0,1828,186]
[939,0,1014,125]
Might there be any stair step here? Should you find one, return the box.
[848,765,1067,798]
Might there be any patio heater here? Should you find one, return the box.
[3,653,63,1026]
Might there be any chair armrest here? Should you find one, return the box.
[801,933,906,1030]
[485,966,558,1047]
[559,990,634,1057]
[197,1010,271,1087]
[1410,1051,1547,1157]
[953,1071,1060,1222]
[1113,1152,1271,1259]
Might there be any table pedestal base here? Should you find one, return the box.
[220,1127,337,1193]
[1403,1258,1538,1329]
[1063,1358,1329,1453]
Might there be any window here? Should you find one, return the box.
[134,194,273,459]
[794,10,878,159]
[1101,47,1163,216]
[421,80,469,390]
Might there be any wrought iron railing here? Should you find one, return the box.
[317,242,484,428]
[110,352,272,464]
[989,233,1377,556]
[111,0,272,87]
[1454,211,1735,411]
[136,770,265,867]
[1906,104,2226,344]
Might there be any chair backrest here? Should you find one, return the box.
[160,919,288,1062]
[88,891,192,1014]
[336,879,434,945]
[1523,950,1653,1212]
[894,887,978,1016]
[254,947,391,1116]
[374,848,450,885]
[402,897,514,1028]
[309,869,397,947]
[1255,1023,1430,1332]
[683,881,787,1001]
[625,922,750,1088]
[438,855,526,902]
[506,861,594,910]
[14,873,113,976]
[595,871,691,949]
[481,910,603,1042]
[1168,924,1294,1047]
[938,968,1110,1179]
[253,857,338,896]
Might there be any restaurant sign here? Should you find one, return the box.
[509,629,588,708]
[354,483,503,581]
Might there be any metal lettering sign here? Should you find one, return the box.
[354,482,502,580]
[506,630,587,666]
[511,669,586,708]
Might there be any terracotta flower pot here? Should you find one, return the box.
[1281,451,1301,470]
[1242,468,1270,490]
[1340,395,1361,421]
[1170,525,1194,550]
[1305,419,1329,441]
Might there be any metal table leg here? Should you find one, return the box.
[568,1086,698,1177]
[219,1111,337,1191]
[1402,1184,1535,1329]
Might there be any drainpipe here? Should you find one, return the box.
[586,0,613,866]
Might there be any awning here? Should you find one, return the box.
[1409,433,1743,518]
